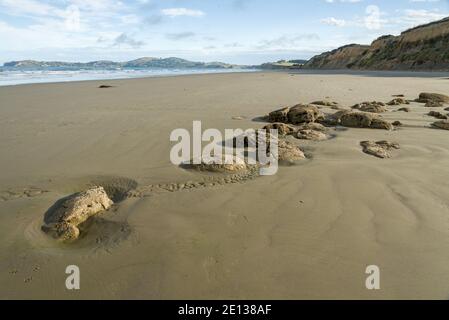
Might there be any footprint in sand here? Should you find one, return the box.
[0,187,49,202]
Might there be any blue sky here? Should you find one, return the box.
[0,0,448,64]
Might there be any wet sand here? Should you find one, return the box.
[1,71,449,299]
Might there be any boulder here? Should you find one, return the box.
[287,104,324,124]
[297,122,329,133]
[340,111,393,130]
[428,111,448,120]
[352,101,387,113]
[268,107,290,123]
[398,107,410,112]
[296,129,328,141]
[360,141,400,159]
[432,120,449,130]
[277,140,306,162]
[387,98,410,106]
[42,187,113,242]
[263,123,297,136]
[416,92,449,104]
[392,121,403,127]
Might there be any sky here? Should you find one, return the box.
[0,0,448,65]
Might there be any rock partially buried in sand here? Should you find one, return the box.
[392,121,403,127]
[310,100,340,108]
[287,104,324,124]
[296,129,328,141]
[339,111,393,130]
[360,141,400,159]
[298,122,329,133]
[263,123,297,136]
[186,156,248,173]
[277,140,306,163]
[42,187,113,242]
[425,101,444,108]
[416,92,449,104]
[352,102,387,113]
[428,111,448,120]
[398,107,410,112]
[387,98,409,106]
[432,120,449,130]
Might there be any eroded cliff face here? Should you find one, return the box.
[304,17,449,71]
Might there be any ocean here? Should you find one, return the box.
[0,68,258,86]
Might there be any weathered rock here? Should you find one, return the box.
[297,122,329,133]
[310,100,340,108]
[352,101,387,113]
[296,129,328,141]
[387,98,410,106]
[392,121,403,127]
[340,111,393,130]
[425,101,444,108]
[268,107,290,123]
[445,107,449,111]
[42,187,113,242]
[263,123,297,136]
[360,141,400,159]
[277,140,306,162]
[432,120,449,130]
[428,111,448,120]
[188,155,248,173]
[398,107,410,112]
[321,110,352,126]
[416,92,449,104]
[287,104,324,124]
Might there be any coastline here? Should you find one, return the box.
[1,71,449,299]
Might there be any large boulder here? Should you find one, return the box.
[287,104,324,124]
[340,111,393,130]
[432,120,449,130]
[360,141,400,159]
[42,187,113,242]
[352,101,387,113]
[416,93,449,104]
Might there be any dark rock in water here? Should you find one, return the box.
[428,111,448,120]
[360,141,400,159]
[42,187,113,242]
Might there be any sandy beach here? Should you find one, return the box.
[1,71,449,299]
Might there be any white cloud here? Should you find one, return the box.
[161,8,205,17]
[321,17,347,26]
